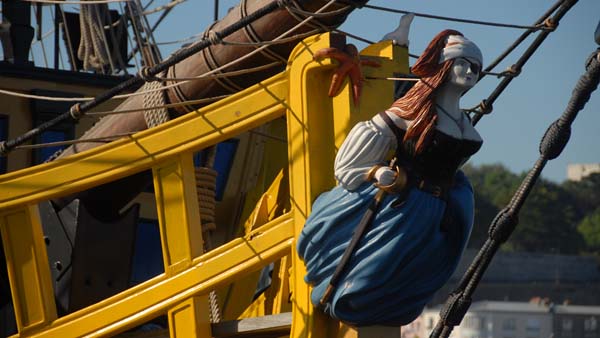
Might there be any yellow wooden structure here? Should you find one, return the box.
[0,33,408,337]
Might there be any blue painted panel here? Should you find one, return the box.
[130,219,164,285]
[213,140,239,201]
[38,130,67,164]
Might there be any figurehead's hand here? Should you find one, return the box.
[313,44,380,106]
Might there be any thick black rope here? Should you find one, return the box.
[0,0,297,157]
[429,47,600,338]
[471,0,578,125]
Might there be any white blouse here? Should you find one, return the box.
[334,111,404,190]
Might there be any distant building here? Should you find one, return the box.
[567,163,600,181]
[554,305,600,338]
[406,301,600,338]
[431,249,600,306]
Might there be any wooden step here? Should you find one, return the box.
[115,312,292,338]
[212,312,291,337]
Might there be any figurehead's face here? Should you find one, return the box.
[439,34,482,91]
[447,57,481,90]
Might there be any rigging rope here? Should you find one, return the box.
[0,44,282,102]
[210,29,319,47]
[86,95,230,116]
[0,0,351,156]
[156,61,282,81]
[136,0,163,63]
[0,7,334,102]
[0,0,285,156]
[331,28,421,59]
[58,4,80,71]
[469,0,578,125]
[479,0,564,78]
[24,0,131,4]
[360,3,550,31]
[13,132,136,150]
[142,0,187,16]
[429,46,600,338]
[155,33,201,46]
[33,5,51,68]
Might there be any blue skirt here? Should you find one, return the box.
[296,171,474,326]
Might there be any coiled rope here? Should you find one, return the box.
[195,148,221,323]
[141,78,170,128]
[78,0,113,71]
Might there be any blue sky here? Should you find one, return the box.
[31,0,600,183]
[150,0,600,183]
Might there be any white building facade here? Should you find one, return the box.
[406,301,600,338]
[567,163,600,181]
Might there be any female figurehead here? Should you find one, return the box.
[297,29,483,326]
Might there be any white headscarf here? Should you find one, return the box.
[439,35,483,66]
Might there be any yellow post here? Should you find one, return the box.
[287,32,340,338]
[286,32,408,338]
[153,153,211,337]
[0,205,57,334]
[168,296,211,338]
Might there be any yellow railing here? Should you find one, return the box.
[0,33,407,338]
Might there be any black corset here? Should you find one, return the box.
[397,130,482,184]
[378,111,482,185]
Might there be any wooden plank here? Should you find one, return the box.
[114,313,292,338]
[212,312,292,337]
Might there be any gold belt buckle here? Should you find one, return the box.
[375,165,408,194]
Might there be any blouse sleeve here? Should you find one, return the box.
[334,112,398,190]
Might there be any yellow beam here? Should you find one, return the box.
[153,154,211,336]
[0,74,288,211]
[168,297,211,338]
[17,213,294,338]
[153,154,204,274]
[287,33,339,338]
[0,32,409,338]
[286,33,408,338]
[0,206,56,334]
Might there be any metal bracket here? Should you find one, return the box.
[40,199,140,313]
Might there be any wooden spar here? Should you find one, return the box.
[57,0,361,159]
[52,0,363,213]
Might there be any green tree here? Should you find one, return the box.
[578,208,600,254]
[464,164,519,249]
[512,178,584,254]
[467,189,499,249]
[562,173,600,216]
[463,164,586,254]
[463,163,519,207]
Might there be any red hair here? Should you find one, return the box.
[390,29,463,154]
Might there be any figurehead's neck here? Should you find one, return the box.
[435,82,465,117]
